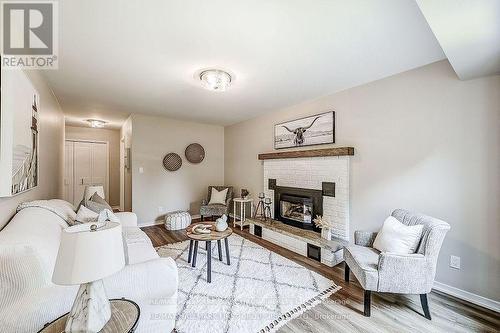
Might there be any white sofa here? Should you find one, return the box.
[0,200,178,333]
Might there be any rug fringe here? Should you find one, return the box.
[257,284,342,333]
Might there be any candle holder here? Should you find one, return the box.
[264,197,272,220]
[253,193,266,220]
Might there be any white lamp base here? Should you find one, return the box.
[65,279,111,333]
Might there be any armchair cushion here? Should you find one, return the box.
[208,187,228,205]
[354,231,378,247]
[344,245,380,290]
[378,252,434,294]
[373,216,423,254]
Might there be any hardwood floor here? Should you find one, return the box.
[142,221,499,333]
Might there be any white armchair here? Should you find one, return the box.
[344,209,450,319]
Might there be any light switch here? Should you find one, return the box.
[139,167,144,174]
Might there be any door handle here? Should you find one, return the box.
[81,178,84,185]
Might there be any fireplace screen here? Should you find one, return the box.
[280,194,313,224]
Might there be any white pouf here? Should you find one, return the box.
[165,211,192,231]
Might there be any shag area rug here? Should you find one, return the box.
[156,234,340,333]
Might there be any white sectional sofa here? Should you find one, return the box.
[0,200,178,333]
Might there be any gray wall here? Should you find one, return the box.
[224,60,500,301]
[131,114,224,225]
[0,70,65,229]
[65,126,121,207]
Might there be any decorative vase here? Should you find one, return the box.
[215,214,228,232]
[321,227,332,240]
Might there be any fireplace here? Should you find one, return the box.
[273,186,322,232]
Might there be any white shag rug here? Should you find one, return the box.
[156,234,340,333]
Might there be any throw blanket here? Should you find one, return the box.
[17,199,76,225]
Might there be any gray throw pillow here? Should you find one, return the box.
[86,193,113,214]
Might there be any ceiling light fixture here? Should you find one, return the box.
[86,119,107,128]
[199,69,232,92]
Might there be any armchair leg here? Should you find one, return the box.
[344,263,350,282]
[201,215,204,221]
[420,294,432,320]
[364,290,371,317]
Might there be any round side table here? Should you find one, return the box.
[38,298,140,333]
[186,223,232,283]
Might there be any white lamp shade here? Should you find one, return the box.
[52,222,125,285]
[84,185,105,201]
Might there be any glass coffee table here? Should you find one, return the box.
[186,222,232,283]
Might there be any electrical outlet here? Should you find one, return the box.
[450,255,461,269]
[158,206,164,213]
[139,167,144,174]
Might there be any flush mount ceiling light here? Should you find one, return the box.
[199,69,232,92]
[86,119,106,128]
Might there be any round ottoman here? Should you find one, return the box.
[165,211,192,230]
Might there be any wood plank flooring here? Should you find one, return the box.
[142,221,499,333]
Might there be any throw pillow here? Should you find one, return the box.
[373,216,424,254]
[75,205,99,223]
[86,193,113,214]
[208,187,228,205]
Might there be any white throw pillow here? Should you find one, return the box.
[75,205,99,223]
[208,188,228,205]
[373,216,423,254]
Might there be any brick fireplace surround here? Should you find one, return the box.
[247,148,354,267]
[263,155,350,241]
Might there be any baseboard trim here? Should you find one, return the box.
[433,281,500,313]
[139,220,164,227]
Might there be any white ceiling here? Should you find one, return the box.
[43,0,447,128]
[416,0,500,80]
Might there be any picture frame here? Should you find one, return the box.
[274,111,335,149]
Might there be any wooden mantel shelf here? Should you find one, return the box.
[258,147,354,160]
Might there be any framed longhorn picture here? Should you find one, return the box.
[274,111,335,149]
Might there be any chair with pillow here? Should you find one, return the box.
[344,209,450,319]
[200,186,234,221]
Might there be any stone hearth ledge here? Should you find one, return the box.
[247,217,347,266]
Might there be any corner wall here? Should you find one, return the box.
[131,114,224,225]
[0,70,65,229]
[224,60,500,302]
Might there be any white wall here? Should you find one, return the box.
[0,70,65,229]
[131,114,224,225]
[224,60,500,301]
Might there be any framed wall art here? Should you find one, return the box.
[274,111,335,149]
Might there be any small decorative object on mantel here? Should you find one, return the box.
[241,188,249,199]
[215,214,228,232]
[313,215,333,240]
[185,143,205,164]
[274,111,334,149]
[163,152,182,171]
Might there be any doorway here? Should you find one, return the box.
[64,140,109,207]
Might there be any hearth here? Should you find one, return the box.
[273,186,322,232]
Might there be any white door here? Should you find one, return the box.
[73,141,93,206]
[63,141,74,204]
[91,142,108,199]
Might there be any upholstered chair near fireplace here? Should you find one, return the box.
[344,209,450,319]
[200,186,234,221]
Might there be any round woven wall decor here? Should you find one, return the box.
[185,143,205,164]
[163,153,182,171]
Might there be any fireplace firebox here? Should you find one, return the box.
[273,186,322,232]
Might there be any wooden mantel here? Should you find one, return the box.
[258,147,354,160]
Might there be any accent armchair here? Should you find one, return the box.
[200,186,234,221]
[344,209,450,319]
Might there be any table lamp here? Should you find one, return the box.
[52,222,125,333]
